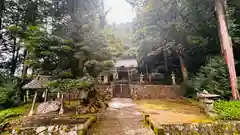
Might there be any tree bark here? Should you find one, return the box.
[178,53,188,82]
[163,50,169,83]
[68,92,70,105]
[10,38,17,76]
[215,0,239,100]
[0,0,4,30]
[21,49,28,79]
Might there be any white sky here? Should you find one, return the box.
[104,0,136,24]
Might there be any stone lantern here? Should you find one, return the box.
[197,90,220,116]
[171,71,176,85]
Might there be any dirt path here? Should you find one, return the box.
[88,98,154,135]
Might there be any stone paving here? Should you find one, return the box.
[88,98,154,135]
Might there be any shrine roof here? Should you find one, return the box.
[23,75,51,90]
[115,59,138,68]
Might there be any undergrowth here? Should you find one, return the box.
[0,104,32,131]
[214,100,240,120]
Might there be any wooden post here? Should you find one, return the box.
[26,90,29,102]
[28,91,37,116]
[44,89,48,102]
[215,0,239,99]
[59,92,64,114]
[146,64,149,82]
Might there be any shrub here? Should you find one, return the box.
[0,77,22,109]
[214,100,240,120]
[186,56,240,99]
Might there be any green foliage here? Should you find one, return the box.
[186,56,240,98]
[48,79,75,92]
[48,77,94,93]
[0,78,21,108]
[103,60,114,70]
[0,104,32,128]
[130,0,234,78]
[75,77,94,90]
[214,100,240,120]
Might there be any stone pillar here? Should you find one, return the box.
[171,72,176,85]
[140,73,144,84]
[128,68,131,83]
[149,74,152,83]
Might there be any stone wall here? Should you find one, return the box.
[130,85,183,99]
[12,116,97,135]
[95,84,183,100]
[159,123,240,135]
[13,124,86,135]
[143,114,240,135]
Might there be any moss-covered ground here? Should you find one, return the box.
[0,101,97,134]
[0,104,34,134]
[135,99,212,124]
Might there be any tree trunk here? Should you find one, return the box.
[21,49,28,79]
[0,0,4,30]
[59,92,64,114]
[163,50,169,83]
[215,0,239,100]
[178,53,188,82]
[10,38,17,76]
[68,92,70,105]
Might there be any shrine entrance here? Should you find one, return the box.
[117,66,129,80]
[112,83,131,98]
[112,58,138,98]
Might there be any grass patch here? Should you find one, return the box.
[135,99,200,113]
[65,100,81,108]
[214,100,240,120]
[0,104,32,127]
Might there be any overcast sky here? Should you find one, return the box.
[104,0,136,24]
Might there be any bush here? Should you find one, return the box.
[214,100,240,120]
[0,77,22,109]
[186,56,240,99]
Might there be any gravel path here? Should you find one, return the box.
[88,98,154,135]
